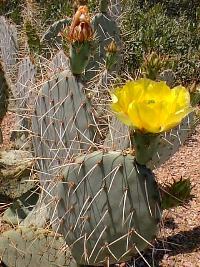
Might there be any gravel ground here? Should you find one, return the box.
[0,113,199,267]
[0,112,16,150]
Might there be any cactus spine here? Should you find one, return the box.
[56,151,161,265]
[32,70,99,182]
[0,227,77,267]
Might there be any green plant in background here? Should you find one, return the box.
[138,0,200,21]
[24,19,42,54]
[189,83,200,106]
[35,0,74,24]
[0,0,23,24]
[121,0,200,84]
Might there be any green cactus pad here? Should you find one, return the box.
[56,151,161,265]
[157,69,176,88]
[41,18,71,48]
[109,0,122,21]
[86,10,121,79]
[145,113,195,169]
[0,227,77,267]
[104,117,130,149]
[0,16,18,71]
[21,194,50,228]
[32,71,98,182]
[49,50,70,74]
[11,57,36,150]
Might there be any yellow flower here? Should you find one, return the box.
[111,78,192,133]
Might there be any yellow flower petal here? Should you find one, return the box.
[128,101,164,133]
[142,80,171,102]
[110,78,192,134]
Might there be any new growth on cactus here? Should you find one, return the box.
[64,5,94,75]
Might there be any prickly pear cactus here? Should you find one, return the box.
[157,69,176,88]
[49,50,71,74]
[109,0,122,21]
[0,16,18,71]
[41,18,71,47]
[104,117,130,149]
[2,188,39,225]
[145,112,195,169]
[56,151,161,265]
[32,70,99,182]
[86,1,121,79]
[11,56,36,149]
[106,113,195,170]
[0,227,77,267]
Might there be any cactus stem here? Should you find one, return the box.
[130,131,161,165]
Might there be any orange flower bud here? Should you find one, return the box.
[68,5,93,42]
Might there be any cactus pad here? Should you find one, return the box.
[11,57,36,149]
[2,188,39,225]
[0,227,77,267]
[32,71,98,182]
[0,16,18,71]
[49,50,70,74]
[104,117,130,149]
[56,151,161,265]
[157,69,176,87]
[146,113,195,169]
[86,9,121,79]
[41,18,71,48]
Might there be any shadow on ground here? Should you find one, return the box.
[131,225,200,267]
